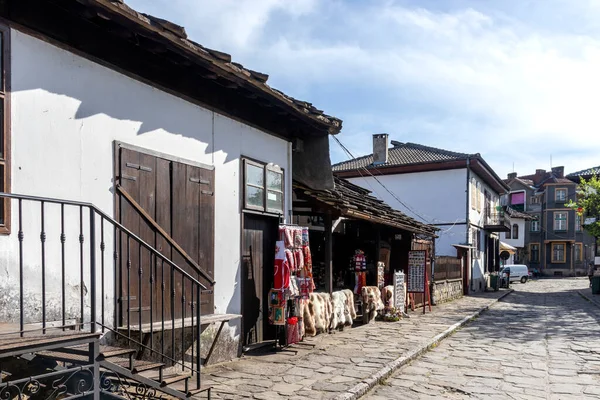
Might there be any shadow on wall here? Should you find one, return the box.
[12,31,243,164]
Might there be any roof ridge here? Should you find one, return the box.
[332,141,475,172]
[400,142,473,158]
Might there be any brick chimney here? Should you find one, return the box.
[508,172,517,180]
[372,134,389,165]
[551,166,564,178]
[533,169,546,185]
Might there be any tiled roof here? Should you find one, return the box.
[293,177,438,236]
[515,171,573,188]
[504,177,535,187]
[567,166,600,178]
[332,142,472,172]
[539,176,574,185]
[51,0,342,135]
[506,207,535,220]
[518,178,534,186]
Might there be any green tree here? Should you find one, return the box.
[566,175,600,238]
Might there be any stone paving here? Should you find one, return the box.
[200,289,509,399]
[366,278,600,400]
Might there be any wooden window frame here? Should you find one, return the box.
[574,243,583,263]
[553,211,568,232]
[471,228,480,259]
[555,188,567,203]
[476,181,482,212]
[530,196,540,205]
[242,158,285,216]
[551,242,566,263]
[0,23,10,234]
[529,243,540,263]
[575,214,582,232]
[530,218,540,232]
[470,178,476,210]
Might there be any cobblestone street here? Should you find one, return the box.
[201,289,509,399]
[367,278,600,400]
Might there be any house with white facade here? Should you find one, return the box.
[333,136,510,294]
[0,1,341,398]
[499,208,534,265]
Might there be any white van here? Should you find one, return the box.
[500,264,529,283]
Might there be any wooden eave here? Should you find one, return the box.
[335,159,467,178]
[336,157,509,195]
[2,0,342,140]
[293,179,438,237]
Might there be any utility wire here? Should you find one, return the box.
[332,136,436,224]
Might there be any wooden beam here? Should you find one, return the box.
[324,213,333,294]
[116,185,215,285]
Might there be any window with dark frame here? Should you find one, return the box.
[243,158,284,215]
[574,243,582,263]
[0,24,9,233]
[575,214,582,232]
[551,243,565,263]
[512,224,519,239]
[530,244,540,263]
[554,212,567,232]
[530,218,540,232]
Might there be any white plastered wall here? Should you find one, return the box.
[0,29,291,352]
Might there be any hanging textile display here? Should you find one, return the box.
[353,250,367,295]
[269,225,315,347]
[274,241,290,290]
[268,289,285,325]
[377,261,385,290]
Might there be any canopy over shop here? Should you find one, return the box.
[293,177,438,294]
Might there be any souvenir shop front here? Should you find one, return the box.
[292,178,438,304]
[242,177,437,349]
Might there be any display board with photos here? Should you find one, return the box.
[407,250,427,293]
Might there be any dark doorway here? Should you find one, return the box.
[462,251,469,295]
[242,214,278,346]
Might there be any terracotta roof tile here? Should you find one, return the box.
[332,142,473,172]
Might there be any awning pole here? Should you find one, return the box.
[324,213,333,294]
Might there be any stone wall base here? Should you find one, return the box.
[433,279,463,304]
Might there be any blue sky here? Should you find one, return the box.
[127,0,600,179]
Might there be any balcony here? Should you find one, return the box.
[484,212,511,232]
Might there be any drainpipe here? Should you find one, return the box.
[288,141,293,224]
[465,156,472,291]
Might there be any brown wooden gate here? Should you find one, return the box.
[115,145,214,325]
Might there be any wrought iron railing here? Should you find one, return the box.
[0,192,206,390]
[484,211,510,229]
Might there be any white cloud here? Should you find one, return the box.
[126,0,600,177]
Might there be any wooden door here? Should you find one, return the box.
[118,148,158,325]
[242,214,277,345]
[116,146,215,325]
[171,161,215,316]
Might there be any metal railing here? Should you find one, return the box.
[0,192,206,390]
[484,211,510,229]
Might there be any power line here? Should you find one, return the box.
[332,136,435,224]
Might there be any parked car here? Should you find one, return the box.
[499,264,529,284]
